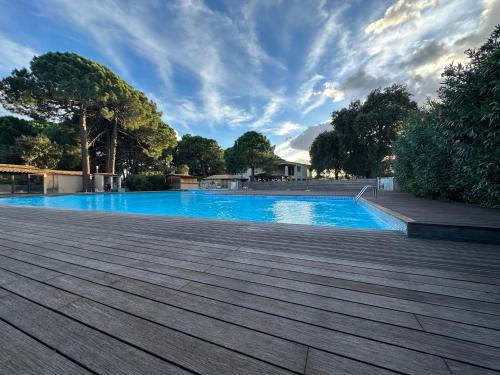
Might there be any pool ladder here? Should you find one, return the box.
[354,185,377,201]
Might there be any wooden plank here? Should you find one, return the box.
[46,274,450,374]
[4,243,422,328]
[47,274,308,373]
[1,204,500,373]
[2,248,497,370]
[445,360,500,375]
[305,349,397,375]
[267,268,500,308]
[15,226,498,299]
[0,293,191,375]
[0,271,295,375]
[416,314,500,348]
[0,316,91,375]
[60,298,295,375]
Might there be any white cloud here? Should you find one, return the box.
[305,5,348,73]
[39,0,271,129]
[300,80,344,115]
[0,34,36,74]
[275,139,311,164]
[272,121,305,136]
[251,96,284,129]
[274,120,331,164]
[364,0,437,35]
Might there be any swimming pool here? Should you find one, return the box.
[0,191,405,231]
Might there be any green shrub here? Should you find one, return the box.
[395,27,500,208]
[125,174,167,191]
[394,106,452,199]
[439,26,500,207]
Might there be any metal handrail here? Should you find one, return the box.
[354,185,377,201]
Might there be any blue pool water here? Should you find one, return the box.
[0,191,405,231]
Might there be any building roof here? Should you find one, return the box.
[0,164,41,174]
[275,157,310,167]
[0,164,82,176]
[204,174,248,180]
[165,173,198,178]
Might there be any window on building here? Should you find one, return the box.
[297,166,302,173]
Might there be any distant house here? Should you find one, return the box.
[0,163,84,194]
[165,173,199,190]
[202,174,248,189]
[242,158,311,181]
[0,164,124,194]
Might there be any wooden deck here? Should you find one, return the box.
[0,205,499,374]
[366,192,500,244]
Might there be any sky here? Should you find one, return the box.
[0,0,498,163]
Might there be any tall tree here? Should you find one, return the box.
[101,82,148,174]
[224,146,245,174]
[0,52,120,191]
[117,114,177,175]
[309,130,343,179]
[173,134,224,177]
[229,131,276,180]
[332,84,417,178]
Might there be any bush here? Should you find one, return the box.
[125,174,167,191]
[395,26,500,208]
[394,106,452,199]
[438,26,500,207]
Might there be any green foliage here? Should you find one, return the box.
[0,116,39,163]
[224,146,244,174]
[309,130,342,179]
[438,26,500,207]
[0,116,81,169]
[0,52,126,190]
[118,119,177,174]
[394,105,452,198]
[0,52,178,180]
[310,84,416,179]
[176,164,189,175]
[333,84,417,178]
[227,131,276,179]
[173,134,224,177]
[394,26,500,207]
[15,134,63,169]
[124,174,167,191]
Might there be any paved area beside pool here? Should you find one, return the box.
[0,204,499,374]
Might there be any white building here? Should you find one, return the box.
[242,158,311,181]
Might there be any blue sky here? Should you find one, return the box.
[0,0,498,163]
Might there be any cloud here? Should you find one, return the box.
[298,76,345,115]
[0,34,36,74]
[364,0,437,35]
[289,121,331,151]
[251,96,284,129]
[275,139,311,164]
[39,0,273,130]
[272,121,305,136]
[274,120,331,164]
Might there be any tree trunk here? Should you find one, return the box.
[107,119,118,174]
[78,109,91,192]
[334,170,339,180]
[251,166,255,181]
